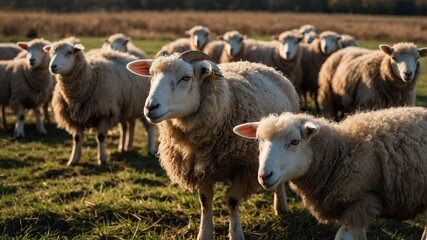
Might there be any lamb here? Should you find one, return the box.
[0,43,23,60]
[102,33,147,59]
[127,50,300,239]
[44,41,155,166]
[340,34,357,47]
[299,24,317,44]
[218,30,247,63]
[233,106,427,240]
[317,42,427,119]
[300,31,342,112]
[0,38,52,138]
[161,25,211,53]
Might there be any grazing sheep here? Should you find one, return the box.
[318,42,427,119]
[103,33,147,59]
[340,34,357,48]
[127,50,300,239]
[0,38,52,138]
[300,31,342,112]
[234,106,427,240]
[0,43,24,60]
[45,41,155,166]
[161,26,211,53]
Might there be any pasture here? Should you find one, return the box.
[1,16,427,239]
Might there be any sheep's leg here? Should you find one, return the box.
[273,182,288,216]
[422,223,427,240]
[67,130,83,166]
[13,105,25,139]
[334,224,367,240]
[314,92,321,113]
[33,108,47,135]
[226,173,246,240]
[118,121,127,152]
[197,184,214,240]
[96,119,110,165]
[1,105,8,130]
[43,103,51,123]
[141,118,156,156]
[125,119,136,151]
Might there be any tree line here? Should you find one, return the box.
[1,0,426,15]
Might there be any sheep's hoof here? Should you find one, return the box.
[97,159,108,166]
[67,160,79,166]
[14,133,25,140]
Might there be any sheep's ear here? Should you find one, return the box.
[418,48,427,58]
[185,30,191,35]
[73,44,85,52]
[301,120,320,140]
[272,35,280,41]
[379,44,393,55]
[297,35,304,42]
[217,35,224,41]
[336,36,342,41]
[195,60,223,81]
[17,42,28,50]
[233,122,259,139]
[127,59,154,77]
[43,45,51,53]
[124,37,130,44]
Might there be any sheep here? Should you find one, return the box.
[161,25,211,53]
[44,41,155,166]
[299,24,317,44]
[0,38,52,138]
[317,42,427,119]
[300,31,342,112]
[233,106,427,240]
[127,50,300,239]
[0,43,24,60]
[102,33,147,59]
[218,30,247,63]
[340,34,357,48]
[203,39,225,63]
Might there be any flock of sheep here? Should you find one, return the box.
[0,23,427,239]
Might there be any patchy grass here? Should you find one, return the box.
[0,38,426,239]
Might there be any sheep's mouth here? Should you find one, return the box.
[145,110,168,124]
[260,176,281,190]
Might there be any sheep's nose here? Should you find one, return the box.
[146,102,160,112]
[324,46,329,52]
[50,64,58,71]
[404,71,413,77]
[29,58,35,64]
[286,51,291,58]
[259,171,273,181]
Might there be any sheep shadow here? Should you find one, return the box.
[110,150,164,176]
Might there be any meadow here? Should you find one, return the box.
[1,11,427,240]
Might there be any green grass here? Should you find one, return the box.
[0,38,426,239]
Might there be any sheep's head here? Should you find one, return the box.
[303,31,317,44]
[299,24,316,35]
[233,113,319,190]
[17,38,51,69]
[105,33,129,53]
[127,50,223,124]
[318,31,342,55]
[218,31,246,58]
[380,42,427,83]
[186,26,211,50]
[43,41,85,75]
[273,31,303,61]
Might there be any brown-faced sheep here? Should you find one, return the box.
[300,31,342,112]
[127,50,300,239]
[103,33,147,59]
[45,41,155,166]
[0,38,52,138]
[161,26,211,53]
[234,106,427,240]
[317,42,427,119]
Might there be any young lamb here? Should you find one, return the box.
[44,41,155,166]
[127,50,300,239]
[102,33,147,59]
[317,42,427,119]
[0,38,52,138]
[234,106,427,240]
[161,25,211,53]
[0,43,23,60]
[300,31,342,112]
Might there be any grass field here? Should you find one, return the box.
[0,37,427,239]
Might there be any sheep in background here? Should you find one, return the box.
[340,34,357,47]
[103,33,147,59]
[127,50,299,239]
[300,31,342,112]
[0,38,52,138]
[161,25,211,53]
[318,42,427,119]
[299,24,317,44]
[218,30,247,63]
[203,38,225,63]
[0,43,23,60]
[234,106,427,240]
[45,41,155,166]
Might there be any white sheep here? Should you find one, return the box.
[0,43,24,60]
[161,26,211,53]
[234,106,427,240]
[203,39,225,63]
[127,50,300,239]
[318,42,427,119]
[102,33,147,59]
[300,31,342,112]
[299,24,317,44]
[218,30,247,63]
[340,34,357,48]
[44,41,155,166]
[0,38,52,138]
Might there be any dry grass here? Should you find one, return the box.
[0,11,426,43]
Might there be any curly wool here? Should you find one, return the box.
[157,60,300,193]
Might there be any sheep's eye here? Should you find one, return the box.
[238,38,243,43]
[290,139,300,145]
[392,56,397,61]
[180,76,191,82]
[66,51,72,56]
